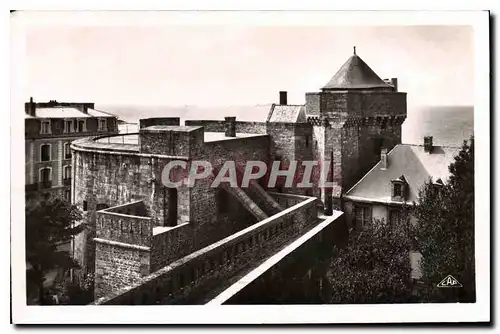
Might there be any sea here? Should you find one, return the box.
[99,104,474,148]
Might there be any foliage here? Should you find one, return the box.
[414,139,475,302]
[325,215,415,304]
[50,273,94,305]
[25,196,85,304]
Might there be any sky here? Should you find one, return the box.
[19,13,474,108]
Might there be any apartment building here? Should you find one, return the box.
[24,98,119,203]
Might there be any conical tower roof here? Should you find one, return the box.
[322,47,392,91]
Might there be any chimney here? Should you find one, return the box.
[27,97,36,116]
[225,116,236,137]
[384,78,398,92]
[424,136,433,153]
[380,148,388,169]
[279,91,287,105]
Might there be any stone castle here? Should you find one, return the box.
[70,48,407,303]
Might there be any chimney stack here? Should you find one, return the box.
[279,91,287,105]
[380,148,388,169]
[424,136,433,153]
[27,97,36,116]
[225,116,236,137]
[384,78,398,92]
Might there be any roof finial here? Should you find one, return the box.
[353,46,356,55]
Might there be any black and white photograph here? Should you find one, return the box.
[10,9,490,324]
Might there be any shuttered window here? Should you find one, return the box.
[355,205,372,228]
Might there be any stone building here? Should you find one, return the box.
[70,49,408,300]
[24,98,119,203]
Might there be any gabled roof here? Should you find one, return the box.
[267,104,307,123]
[344,144,461,204]
[322,49,392,91]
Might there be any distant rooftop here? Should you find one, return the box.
[25,107,91,119]
[267,105,307,123]
[24,106,117,119]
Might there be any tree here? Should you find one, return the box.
[25,197,84,305]
[324,217,415,304]
[50,272,94,305]
[414,139,475,302]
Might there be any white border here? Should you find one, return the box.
[10,10,490,324]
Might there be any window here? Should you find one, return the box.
[393,183,402,197]
[305,135,309,148]
[432,178,444,193]
[64,142,71,159]
[40,120,51,134]
[389,209,401,228]
[98,119,107,131]
[40,144,51,162]
[355,205,372,228]
[77,119,86,132]
[39,168,52,188]
[64,119,74,133]
[391,175,407,201]
[64,190,71,202]
[64,165,71,180]
[83,200,88,211]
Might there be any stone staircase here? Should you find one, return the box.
[221,184,268,221]
[245,181,284,216]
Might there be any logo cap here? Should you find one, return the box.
[437,275,463,288]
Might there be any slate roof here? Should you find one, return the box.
[25,107,117,119]
[267,104,307,123]
[344,144,461,204]
[29,107,92,119]
[322,52,392,90]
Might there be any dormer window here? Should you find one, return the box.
[393,183,403,197]
[98,118,107,131]
[40,120,51,134]
[391,175,407,202]
[77,119,87,132]
[431,178,444,193]
[64,119,74,133]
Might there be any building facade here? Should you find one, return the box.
[24,98,119,203]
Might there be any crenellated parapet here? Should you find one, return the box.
[95,200,153,247]
[343,115,407,127]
